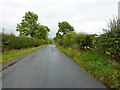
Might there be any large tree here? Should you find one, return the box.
[55,21,74,42]
[16,11,50,39]
[16,11,38,37]
[33,24,50,39]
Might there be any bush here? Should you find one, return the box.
[95,18,120,61]
[1,33,44,51]
[58,32,95,50]
[56,18,120,61]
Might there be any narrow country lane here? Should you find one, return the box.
[2,45,105,88]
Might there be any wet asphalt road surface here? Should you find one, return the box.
[2,45,105,88]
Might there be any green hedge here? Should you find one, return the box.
[95,18,120,61]
[56,18,120,61]
[96,30,120,61]
[57,32,96,50]
[1,33,45,51]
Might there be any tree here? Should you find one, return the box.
[33,24,50,39]
[16,11,50,39]
[56,21,74,39]
[16,11,38,37]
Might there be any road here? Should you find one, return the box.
[2,45,105,88]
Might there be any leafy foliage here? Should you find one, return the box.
[55,21,74,42]
[1,33,49,51]
[96,18,120,61]
[16,11,38,36]
[55,18,120,88]
[57,32,96,50]
[33,24,50,39]
[55,18,120,61]
[16,11,50,39]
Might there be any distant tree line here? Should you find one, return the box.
[54,18,120,61]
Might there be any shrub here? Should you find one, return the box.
[60,32,95,50]
[96,18,120,61]
[1,33,45,51]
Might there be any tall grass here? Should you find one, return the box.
[57,45,120,88]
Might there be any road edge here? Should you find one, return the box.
[0,45,48,71]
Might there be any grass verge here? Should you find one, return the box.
[57,45,120,88]
[0,45,48,64]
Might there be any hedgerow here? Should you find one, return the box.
[56,18,120,61]
[57,32,96,50]
[1,33,48,51]
[55,17,120,88]
[95,18,120,61]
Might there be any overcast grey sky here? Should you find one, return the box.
[0,0,119,38]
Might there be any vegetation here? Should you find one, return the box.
[1,11,51,64]
[57,46,120,88]
[1,11,51,52]
[96,18,120,61]
[1,33,50,51]
[1,10,119,88]
[55,18,120,88]
[54,21,74,42]
[1,45,47,64]
[55,18,120,61]
[16,11,50,39]
[56,32,96,50]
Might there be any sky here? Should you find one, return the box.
[0,0,119,38]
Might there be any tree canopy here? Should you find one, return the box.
[16,11,50,39]
[56,21,74,39]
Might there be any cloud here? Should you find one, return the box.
[0,0,119,38]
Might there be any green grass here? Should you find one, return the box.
[57,45,120,88]
[0,45,47,64]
